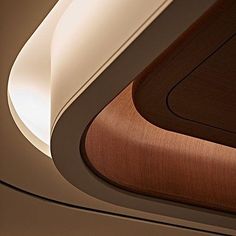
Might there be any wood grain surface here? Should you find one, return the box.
[85,84,236,213]
[84,1,236,213]
[133,0,236,148]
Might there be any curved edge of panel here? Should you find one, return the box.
[132,0,236,148]
[84,84,236,214]
[51,0,236,233]
[7,94,50,157]
[7,0,74,156]
[50,0,172,130]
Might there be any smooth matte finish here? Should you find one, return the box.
[133,0,236,148]
[168,35,236,133]
[85,84,236,213]
[3,184,211,236]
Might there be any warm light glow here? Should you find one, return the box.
[8,0,73,157]
[9,85,50,145]
[8,0,171,157]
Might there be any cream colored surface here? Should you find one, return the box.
[8,0,73,156]
[51,0,172,127]
[7,0,171,156]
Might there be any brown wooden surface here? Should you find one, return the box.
[168,34,236,133]
[84,0,236,214]
[85,84,236,213]
[133,0,236,148]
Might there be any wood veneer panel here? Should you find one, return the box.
[168,34,236,133]
[85,85,236,213]
[84,0,236,214]
[133,0,236,147]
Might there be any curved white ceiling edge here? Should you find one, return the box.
[7,0,171,157]
[8,0,74,156]
[50,0,173,128]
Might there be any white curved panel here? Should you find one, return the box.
[8,0,73,156]
[7,0,170,157]
[50,0,172,126]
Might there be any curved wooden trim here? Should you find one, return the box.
[85,84,236,213]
